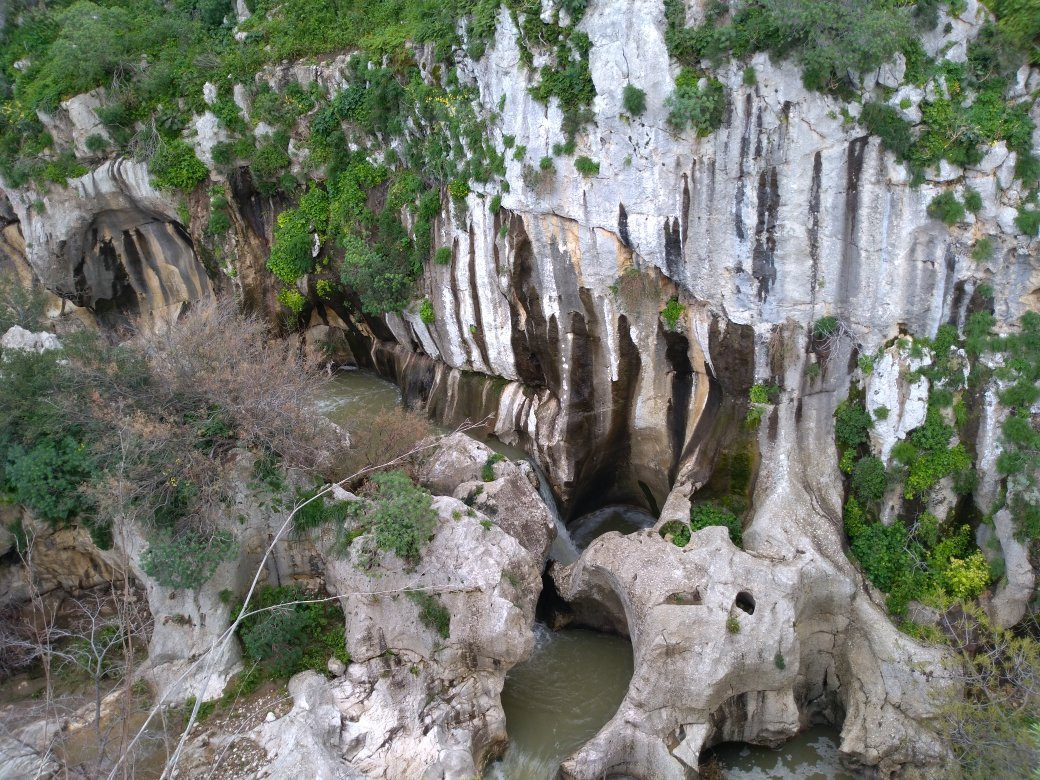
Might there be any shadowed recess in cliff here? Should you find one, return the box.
[752,166,779,301]
[568,311,644,519]
[370,340,504,431]
[506,213,559,392]
[664,326,694,483]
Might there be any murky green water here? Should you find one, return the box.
[487,625,634,779]
[569,504,657,550]
[311,369,406,424]
[705,726,855,779]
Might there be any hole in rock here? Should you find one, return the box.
[735,591,756,615]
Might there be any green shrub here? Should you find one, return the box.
[860,102,914,159]
[141,528,237,590]
[489,194,502,213]
[237,584,349,678]
[150,140,208,191]
[1016,208,1040,236]
[774,651,785,669]
[622,84,647,116]
[448,178,470,200]
[873,405,889,421]
[4,436,95,523]
[726,616,740,634]
[85,133,109,155]
[742,66,757,86]
[851,456,887,502]
[749,383,779,404]
[661,298,685,330]
[660,520,691,547]
[367,470,438,563]
[539,156,555,171]
[928,192,966,225]
[690,503,743,546]
[834,400,872,449]
[971,238,995,261]
[277,288,307,317]
[963,188,983,212]
[812,316,839,340]
[407,591,450,638]
[574,156,600,176]
[481,453,505,482]
[419,299,435,325]
[434,246,452,265]
[666,71,726,136]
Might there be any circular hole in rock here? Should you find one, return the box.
[735,591,755,615]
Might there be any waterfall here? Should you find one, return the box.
[529,459,580,564]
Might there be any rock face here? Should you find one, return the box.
[551,336,952,778]
[0,325,62,353]
[246,434,553,778]
[3,160,212,327]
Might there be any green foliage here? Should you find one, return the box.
[928,191,966,225]
[361,470,438,564]
[971,237,995,261]
[858,353,875,374]
[689,503,743,546]
[277,288,307,317]
[860,102,914,158]
[574,155,600,176]
[150,140,208,191]
[481,453,505,482]
[448,178,470,200]
[292,487,353,534]
[434,246,452,266]
[661,298,685,330]
[418,298,435,325]
[749,383,779,404]
[963,188,983,212]
[665,0,917,93]
[4,436,95,523]
[141,528,237,590]
[773,651,785,669]
[666,70,726,135]
[873,405,889,421]
[742,65,758,86]
[622,83,647,116]
[942,551,990,600]
[1016,207,1040,236]
[726,616,740,634]
[851,456,887,503]
[660,519,691,548]
[539,156,555,172]
[406,590,450,638]
[812,316,839,340]
[236,584,349,678]
[834,400,872,450]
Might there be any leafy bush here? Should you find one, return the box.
[1016,207,1040,236]
[277,288,307,317]
[434,246,452,265]
[666,70,726,135]
[418,299,435,325]
[971,237,995,261]
[834,400,872,449]
[851,456,887,502]
[237,584,349,678]
[928,192,966,225]
[812,316,839,340]
[749,383,779,404]
[150,140,208,191]
[860,102,914,159]
[690,503,742,546]
[141,528,237,590]
[4,436,95,523]
[539,156,555,171]
[942,552,990,600]
[660,520,691,547]
[481,453,505,482]
[365,470,438,563]
[407,591,450,638]
[622,84,647,116]
[661,298,685,330]
[574,156,600,176]
[726,616,740,634]
[963,188,983,212]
